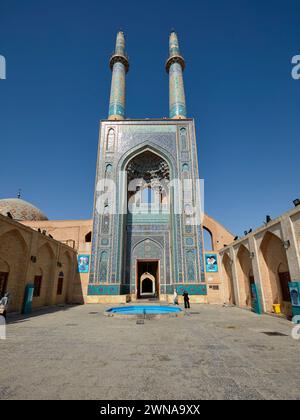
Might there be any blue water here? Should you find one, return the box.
[107,305,182,315]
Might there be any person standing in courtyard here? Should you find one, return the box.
[0,292,9,319]
[173,288,179,305]
[182,290,190,309]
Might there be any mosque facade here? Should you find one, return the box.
[0,32,299,319]
[88,32,208,303]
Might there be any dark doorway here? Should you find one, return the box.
[278,270,291,302]
[137,260,159,299]
[142,278,153,294]
[0,272,8,296]
[85,232,92,243]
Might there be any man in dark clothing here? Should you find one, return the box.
[182,291,190,309]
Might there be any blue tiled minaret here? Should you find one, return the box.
[166,31,187,119]
[108,31,129,120]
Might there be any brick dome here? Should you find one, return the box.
[0,198,48,221]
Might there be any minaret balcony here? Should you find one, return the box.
[165,54,186,73]
[109,53,130,73]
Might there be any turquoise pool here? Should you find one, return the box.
[106,305,182,316]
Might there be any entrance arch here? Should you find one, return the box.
[140,273,155,296]
[260,231,292,316]
[125,149,170,216]
[133,238,163,298]
[116,144,177,289]
[136,259,160,299]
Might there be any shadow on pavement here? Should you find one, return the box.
[6,304,81,324]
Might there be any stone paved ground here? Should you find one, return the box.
[0,304,299,400]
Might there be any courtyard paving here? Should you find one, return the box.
[0,304,299,400]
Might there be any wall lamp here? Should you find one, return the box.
[250,252,255,259]
[283,240,290,250]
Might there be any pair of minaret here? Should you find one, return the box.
[108,31,187,120]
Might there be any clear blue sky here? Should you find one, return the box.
[0,0,299,236]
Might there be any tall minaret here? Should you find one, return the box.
[108,31,129,120]
[166,31,187,119]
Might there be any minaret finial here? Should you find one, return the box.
[108,31,129,120]
[165,32,187,119]
[17,188,21,199]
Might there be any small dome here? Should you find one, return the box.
[0,198,48,221]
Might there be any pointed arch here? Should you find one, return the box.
[85,231,92,243]
[106,128,115,151]
[99,251,108,283]
[133,237,163,253]
[55,250,73,303]
[61,250,72,277]
[222,253,236,305]
[260,231,292,315]
[33,242,56,308]
[118,142,177,178]
[180,127,188,150]
[133,239,163,262]
[236,244,253,308]
[203,226,214,251]
[0,228,28,252]
[37,241,56,258]
[202,214,234,251]
[140,273,155,296]
[0,228,28,311]
[114,143,177,287]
